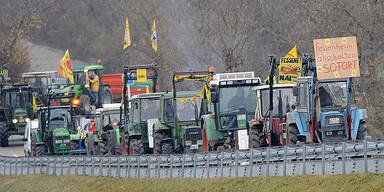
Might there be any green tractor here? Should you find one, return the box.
[0,83,34,147]
[126,93,163,155]
[61,65,113,113]
[86,103,123,156]
[153,91,203,154]
[201,71,261,152]
[30,93,76,156]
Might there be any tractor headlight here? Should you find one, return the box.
[185,141,192,146]
[12,119,18,124]
[55,140,63,144]
[196,140,203,145]
[25,118,31,123]
[63,139,70,143]
[326,131,333,136]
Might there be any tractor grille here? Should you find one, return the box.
[186,128,202,141]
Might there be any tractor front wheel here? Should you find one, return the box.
[357,122,367,140]
[0,122,9,147]
[99,140,108,155]
[35,145,47,156]
[289,125,299,145]
[129,139,145,155]
[249,125,267,148]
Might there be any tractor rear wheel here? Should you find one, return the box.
[249,125,267,148]
[35,145,47,156]
[0,122,9,147]
[129,139,145,155]
[102,87,113,104]
[357,122,367,140]
[289,125,299,145]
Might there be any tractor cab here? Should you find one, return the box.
[1,85,34,135]
[249,84,296,147]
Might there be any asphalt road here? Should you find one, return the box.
[0,135,25,157]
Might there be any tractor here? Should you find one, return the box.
[30,93,78,156]
[0,83,34,147]
[249,83,296,148]
[286,62,367,144]
[86,103,123,156]
[153,91,203,154]
[201,71,261,152]
[61,65,113,113]
[126,93,163,155]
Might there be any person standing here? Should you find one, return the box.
[89,71,100,105]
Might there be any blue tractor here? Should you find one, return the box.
[286,63,367,144]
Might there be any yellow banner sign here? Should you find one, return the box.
[137,69,147,82]
[313,36,360,80]
[278,58,302,84]
[0,69,8,77]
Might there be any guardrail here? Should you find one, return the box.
[1,139,384,178]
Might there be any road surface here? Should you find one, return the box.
[0,135,24,157]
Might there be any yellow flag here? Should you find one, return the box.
[123,18,131,50]
[284,45,297,58]
[151,19,158,52]
[59,49,74,84]
[32,96,37,112]
[146,85,150,93]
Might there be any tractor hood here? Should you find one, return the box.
[53,128,70,137]
[13,108,27,116]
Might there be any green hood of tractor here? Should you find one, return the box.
[13,108,27,116]
[53,128,70,137]
[61,84,83,97]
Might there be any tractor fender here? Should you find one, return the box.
[351,108,367,139]
[153,121,169,132]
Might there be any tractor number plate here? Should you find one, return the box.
[329,117,340,124]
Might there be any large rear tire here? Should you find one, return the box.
[356,122,367,140]
[249,125,268,148]
[0,122,9,147]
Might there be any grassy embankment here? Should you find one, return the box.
[0,173,383,192]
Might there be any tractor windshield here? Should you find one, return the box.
[5,92,31,108]
[164,97,201,122]
[219,85,256,114]
[318,81,347,108]
[141,99,160,121]
[102,113,120,129]
[260,87,296,117]
[49,108,71,130]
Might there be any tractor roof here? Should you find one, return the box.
[96,103,122,114]
[22,71,58,78]
[162,91,200,99]
[130,92,165,100]
[252,84,296,91]
[84,65,103,71]
[37,105,72,111]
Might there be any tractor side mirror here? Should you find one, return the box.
[292,87,298,96]
[210,91,218,103]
